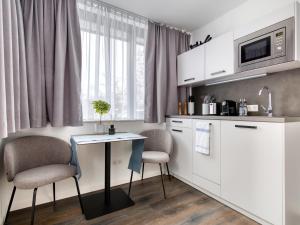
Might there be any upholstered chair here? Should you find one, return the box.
[3,136,84,225]
[128,129,173,199]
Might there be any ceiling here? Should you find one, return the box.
[101,0,247,31]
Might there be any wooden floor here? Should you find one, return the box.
[7,176,258,225]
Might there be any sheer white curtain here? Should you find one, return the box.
[77,0,147,121]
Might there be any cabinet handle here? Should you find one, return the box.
[211,70,226,76]
[172,120,183,123]
[172,129,183,132]
[235,125,257,129]
[184,78,195,82]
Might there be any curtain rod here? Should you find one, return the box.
[87,0,191,34]
[88,0,148,20]
[150,20,191,34]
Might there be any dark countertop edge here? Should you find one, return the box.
[166,115,300,123]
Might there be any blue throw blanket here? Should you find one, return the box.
[70,137,82,179]
[70,136,144,179]
[128,139,144,173]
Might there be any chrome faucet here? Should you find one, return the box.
[258,86,273,117]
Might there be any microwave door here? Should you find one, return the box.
[239,33,274,67]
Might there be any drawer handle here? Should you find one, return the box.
[211,70,226,76]
[172,120,183,123]
[184,78,195,82]
[172,129,183,132]
[235,125,257,129]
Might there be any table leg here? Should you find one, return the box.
[105,142,111,204]
[81,141,135,220]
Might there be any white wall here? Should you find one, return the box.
[0,121,164,224]
[191,0,295,42]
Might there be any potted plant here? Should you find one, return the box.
[92,100,111,133]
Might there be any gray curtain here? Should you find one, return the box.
[0,0,30,138]
[145,21,190,123]
[21,0,82,127]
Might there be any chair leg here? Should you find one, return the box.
[141,162,145,182]
[53,183,56,208]
[128,170,133,197]
[31,188,38,225]
[73,176,84,214]
[166,163,171,181]
[159,163,166,199]
[4,186,16,224]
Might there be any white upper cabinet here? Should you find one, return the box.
[177,45,205,86]
[177,32,234,86]
[205,32,234,80]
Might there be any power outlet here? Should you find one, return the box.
[247,105,259,112]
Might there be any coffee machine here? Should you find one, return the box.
[220,100,237,116]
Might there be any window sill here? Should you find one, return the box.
[83,120,144,123]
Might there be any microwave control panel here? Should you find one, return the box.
[273,28,286,57]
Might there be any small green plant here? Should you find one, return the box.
[92,100,111,124]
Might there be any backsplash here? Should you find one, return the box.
[192,68,300,116]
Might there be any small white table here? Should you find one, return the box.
[72,133,146,220]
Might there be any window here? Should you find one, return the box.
[78,0,147,121]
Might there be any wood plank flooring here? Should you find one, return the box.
[6,176,259,225]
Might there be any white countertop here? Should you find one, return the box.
[167,115,300,123]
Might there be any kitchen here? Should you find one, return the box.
[1,0,300,225]
[167,0,300,225]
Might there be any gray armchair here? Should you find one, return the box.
[128,129,173,199]
[3,136,83,225]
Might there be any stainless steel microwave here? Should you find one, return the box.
[235,17,295,73]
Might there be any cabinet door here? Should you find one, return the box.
[168,126,193,182]
[221,121,284,225]
[177,45,205,86]
[166,118,193,129]
[193,120,221,184]
[205,32,234,80]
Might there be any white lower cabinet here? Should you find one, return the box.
[167,121,193,183]
[167,117,300,225]
[192,120,221,196]
[221,121,284,225]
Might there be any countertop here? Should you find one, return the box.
[167,115,300,123]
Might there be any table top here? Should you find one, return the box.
[72,132,146,145]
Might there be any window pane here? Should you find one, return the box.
[78,1,147,121]
[135,44,145,119]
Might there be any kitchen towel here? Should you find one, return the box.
[195,121,211,155]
